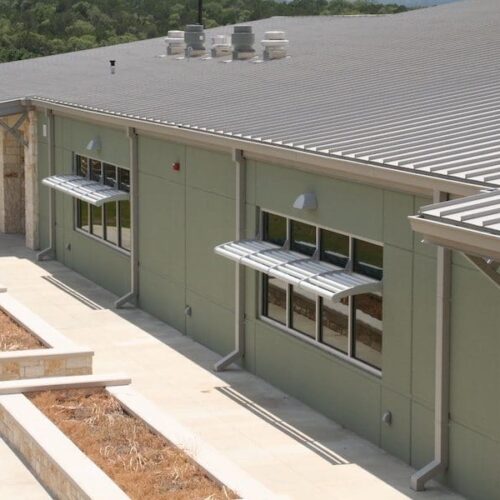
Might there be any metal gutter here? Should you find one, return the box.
[115,127,139,308]
[27,98,485,198]
[409,216,500,262]
[214,149,246,371]
[411,191,451,492]
[37,109,56,261]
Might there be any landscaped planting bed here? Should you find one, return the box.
[0,309,45,351]
[29,388,236,500]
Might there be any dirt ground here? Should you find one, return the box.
[0,309,45,351]
[28,388,237,500]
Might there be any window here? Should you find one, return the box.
[261,212,384,372]
[74,154,130,252]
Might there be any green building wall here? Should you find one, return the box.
[37,113,500,499]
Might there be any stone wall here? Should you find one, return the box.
[0,401,84,500]
[0,351,92,381]
[0,114,25,234]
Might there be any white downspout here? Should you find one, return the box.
[115,127,139,308]
[214,149,246,371]
[411,190,451,491]
[37,110,56,261]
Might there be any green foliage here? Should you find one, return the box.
[0,0,408,62]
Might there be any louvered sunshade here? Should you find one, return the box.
[42,175,129,206]
[215,239,382,302]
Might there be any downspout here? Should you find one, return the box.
[115,127,139,308]
[214,149,246,371]
[411,190,451,491]
[37,110,55,261]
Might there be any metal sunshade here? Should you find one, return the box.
[42,175,129,207]
[215,239,382,302]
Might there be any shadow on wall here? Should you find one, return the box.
[1,236,448,500]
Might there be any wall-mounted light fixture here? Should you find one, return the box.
[293,192,317,211]
[86,136,101,153]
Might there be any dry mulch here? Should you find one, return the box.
[0,309,45,351]
[28,388,237,500]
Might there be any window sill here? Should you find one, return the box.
[74,228,131,257]
[258,315,382,379]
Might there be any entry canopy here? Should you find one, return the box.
[42,175,129,207]
[409,190,500,261]
[215,239,382,302]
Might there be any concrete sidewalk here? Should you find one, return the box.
[0,234,462,500]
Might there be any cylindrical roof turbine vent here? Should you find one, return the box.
[165,30,185,55]
[232,26,255,60]
[211,35,232,58]
[184,24,206,57]
[261,31,289,60]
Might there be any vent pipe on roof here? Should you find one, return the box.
[184,24,206,57]
[261,31,289,60]
[232,26,255,60]
[165,30,185,55]
[211,35,231,58]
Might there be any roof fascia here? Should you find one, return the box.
[29,98,483,198]
[409,215,500,261]
[0,99,27,117]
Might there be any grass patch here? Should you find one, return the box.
[28,388,237,500]
[0,309,45,351]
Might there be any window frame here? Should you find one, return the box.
[73,153,131,255]
[258,209,383,377]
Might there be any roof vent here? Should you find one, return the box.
[211,35,232,58]
[184,24,206,57]
[165,30,185,55]
[232,26,255,60]
[261,31,289,60]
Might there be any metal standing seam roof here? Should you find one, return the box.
[42,175,130,206]
[215,239,382,301]
[1,0,500,189]
[409,189,500,261]
[418,190,500,235]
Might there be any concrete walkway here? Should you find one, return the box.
[0,234,463,500]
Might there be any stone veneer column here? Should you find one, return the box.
[0,115,25,235]
[23,111,38,250]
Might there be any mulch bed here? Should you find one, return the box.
[0,309,45,351]
[28,388,237,500]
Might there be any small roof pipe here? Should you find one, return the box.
[198,0,203,26]
[214,149,246,371]
[411,190,451,491]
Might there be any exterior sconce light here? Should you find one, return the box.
[86,136,101,152]
[293,192,317,211]
[172,162,181,172]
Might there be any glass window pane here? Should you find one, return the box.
[263,276,287,325]
[263,212,286,247]
[103,164,117,187]
[118,168,130,193]
[77,200,89,232]
[91,205,103,238]
[290,220,316,256]
[104,202,118,245]
[89,159,102,182]
[76,156,88,177]
[353,293,383,370]
[354,240,383,280]
[290,286,316,338]
[321,297,349,353]
[119,200,131,251]
[320,229,349,268]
